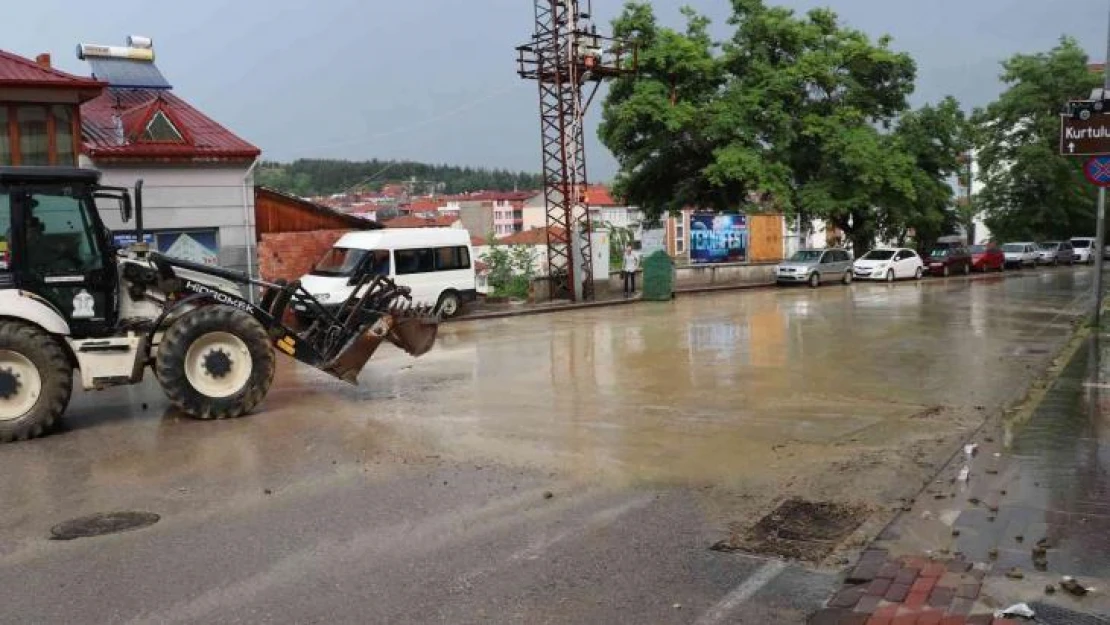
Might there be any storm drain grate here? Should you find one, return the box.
[713,498,870,562]
[50,511,160,540]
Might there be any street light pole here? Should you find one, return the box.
[1095,1,1110,326]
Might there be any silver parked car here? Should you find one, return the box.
[1002,242,1038,268]
[775,248,854,287]
[1036,241,1075,266]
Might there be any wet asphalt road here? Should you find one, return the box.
[0,267,1096,624]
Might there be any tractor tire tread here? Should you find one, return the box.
[0,322,73,443]
[156,305,274,421]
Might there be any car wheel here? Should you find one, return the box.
[1081,109,1093,120]
[963,262,971,275]
[842,271,852,285]
[886,269,895,283]
[914,267,923,280]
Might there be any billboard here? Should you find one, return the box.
[112,229,220,265]
[690,214,747,264]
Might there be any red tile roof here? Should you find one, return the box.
[383,215,459,229]
[584,185,620,206]
[81,88,260,162]
[403,198,445,213]
[499,226,566,246]
[470,234,488,246]
[0,49,105,100]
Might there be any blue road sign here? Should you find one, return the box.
[1085,156,1110,187]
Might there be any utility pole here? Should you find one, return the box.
[516,1,636,301]
[1096,1,1110,326]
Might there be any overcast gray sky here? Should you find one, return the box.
[5,0,1108,180]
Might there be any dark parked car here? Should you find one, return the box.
[923,246,972,277]
[969,244,1005,272]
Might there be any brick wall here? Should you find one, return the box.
[258,230,351,282]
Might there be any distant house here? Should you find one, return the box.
[521,185,641,232]
[382,214,460,229]
[74,37,262,276]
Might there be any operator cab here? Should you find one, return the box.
[0,167,133,337]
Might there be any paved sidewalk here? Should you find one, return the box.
[812,333,1110,624]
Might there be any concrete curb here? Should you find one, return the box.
[449,265,1075,324]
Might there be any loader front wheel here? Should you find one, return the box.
[0,322,72,443]
[156,305,274,420]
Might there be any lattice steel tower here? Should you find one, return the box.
[517,0,635,301]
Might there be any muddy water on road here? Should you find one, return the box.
[341,271,1090,485]
[0,269,1092,549]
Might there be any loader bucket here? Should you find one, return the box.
[321,316,393,385]
[387,315,439,357]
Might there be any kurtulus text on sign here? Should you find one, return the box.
[1060,115,1110,156]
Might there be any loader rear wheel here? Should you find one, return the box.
[0,322,72,443]
[156,305,274,420]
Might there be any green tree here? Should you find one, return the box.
[255,159,544,197]
[600,0,923,255]
[883,97,970,249]
[974,37,1101,242]
[481,240,536,300]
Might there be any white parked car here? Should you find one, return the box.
[1071,237,1096,264]
[1001,242,1038,268]
[852,248,924,282]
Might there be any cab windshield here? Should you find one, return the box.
[1072,239,1092,248]
[1002,244,1025,252]
[929,248,951,257]
[312,247,369,277]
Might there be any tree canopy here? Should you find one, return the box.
[973,37,1101,242]
[599,0,969,254]
[257,159,544,197]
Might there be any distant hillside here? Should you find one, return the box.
[256,159,543,197]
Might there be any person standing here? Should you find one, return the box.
[622,244,640,297]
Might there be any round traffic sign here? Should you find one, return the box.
[1084,156,1110,187]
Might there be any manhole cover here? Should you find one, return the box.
[713,498,870,561]
[50,511,160,540]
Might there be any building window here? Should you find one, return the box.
[675,219,686,254]
[17,106,49,166]
[0,108,9,166]
[141,110,184,143]
[51,106,74,166]
[0,104,79,165]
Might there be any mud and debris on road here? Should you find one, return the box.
[0,268,1096,623]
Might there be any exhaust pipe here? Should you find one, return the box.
[133,179,145,242]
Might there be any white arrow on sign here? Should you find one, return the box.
[1070,141,1077,153]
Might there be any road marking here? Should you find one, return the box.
[694,559,788,625]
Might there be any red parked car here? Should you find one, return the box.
[969,244,1005,272]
